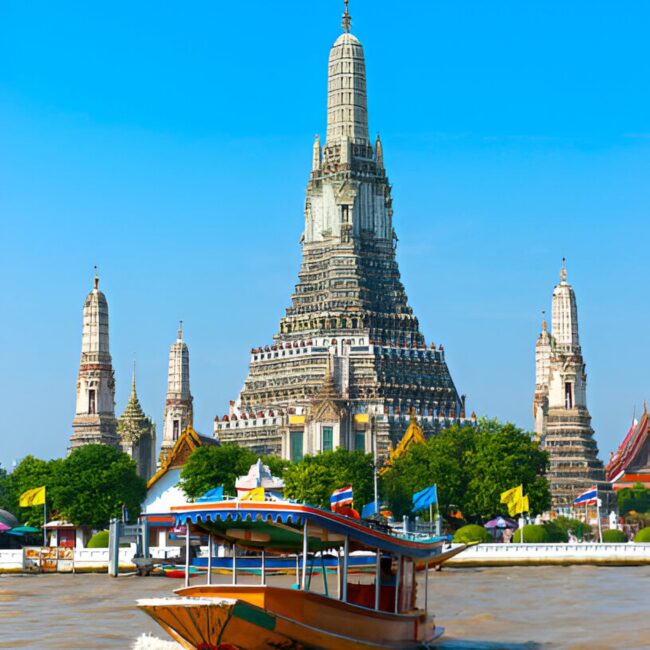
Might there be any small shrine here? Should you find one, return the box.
[236,459,285,499]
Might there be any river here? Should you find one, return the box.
[0,566,647,649]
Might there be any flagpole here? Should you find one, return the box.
[372,420,378,512]
[596,498,603,543]
[43,498,47,546]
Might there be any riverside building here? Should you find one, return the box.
[216,5,465,460]
[533,262,611,511]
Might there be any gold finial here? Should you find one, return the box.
[541,309,547,332]
[131,357,137,397]
[178,320,183,340]
[93,265,99,290]
[342,0,351,33]
[560,257,567,283]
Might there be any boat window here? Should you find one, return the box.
[400,557,416,612]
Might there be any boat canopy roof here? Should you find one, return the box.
[171,500,445,560]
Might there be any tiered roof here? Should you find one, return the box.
[606,405,650,489]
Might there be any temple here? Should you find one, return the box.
[70,271,119,450]
[606,405,650,490]
[118,364,157,479]
[216,5,465,460]
[160,323,193,466]
[533,262,611,510]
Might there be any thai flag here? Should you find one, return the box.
[330,486,353,510]
[574,486,598,506]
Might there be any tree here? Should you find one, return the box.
[0,464,12,511]
[463,419,551,520]
[179,445,291,501]
[618,482,650,515]
[9,455,63,526]
[381,424,475,519]
[381,419,551,522]
[283,449,374,510]
[179,445,255,499]
[52,445,146,529]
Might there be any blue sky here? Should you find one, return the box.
[1,1,649,469]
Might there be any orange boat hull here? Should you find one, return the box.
[139,585,441,650]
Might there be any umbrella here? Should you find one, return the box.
[0,522,10,533]
[6,526,41,536]
[484,516,518,529]
[0,509,19,528]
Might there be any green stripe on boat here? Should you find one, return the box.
[232,602,276,631]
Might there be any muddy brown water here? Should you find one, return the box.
[0,566,648,649]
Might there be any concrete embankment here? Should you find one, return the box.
[444,542,650,567]
[0,547,138,573]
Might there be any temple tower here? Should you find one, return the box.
[118,364,156,479]
[216,4,464,459]
[533,262,610,511]
[160,323,193,465]
[70,271,119,450]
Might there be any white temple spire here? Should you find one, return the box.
[70,271,118,450]
[551,258,580,351]
[325,7,369,146]
[533,264,609,510]
[312,134,321,171]
[160,323,193,464]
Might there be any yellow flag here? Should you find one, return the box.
[508,494,530,516]
[500,485,522,507]
[241,487,265,502]
[19,486,46,507]
[518,495,530,515]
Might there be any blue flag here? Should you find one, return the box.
[412,484,438,512]
[361,501,378,519]
[197,485,224,502]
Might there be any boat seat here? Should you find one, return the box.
[346,583,396,612]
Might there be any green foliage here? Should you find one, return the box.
[452,524,491,543]
[513,524,547,543]
[179,445,291,501]
[53,445,146,529]
[10,455,63,526]
[180,445,254,499]
[283,449,374,510]
[263,456,291,481]
[5,448,146,529]
[381,419,551,521]
[543,516,585,542]
[87,530,110,548]
[602,529,627,543]
[0,465,12,512]
[617,483,650,515]
[634,526,650,542]
[541,521,566,542]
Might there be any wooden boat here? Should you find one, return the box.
[161,565,207,579]
[139,500,469,649]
